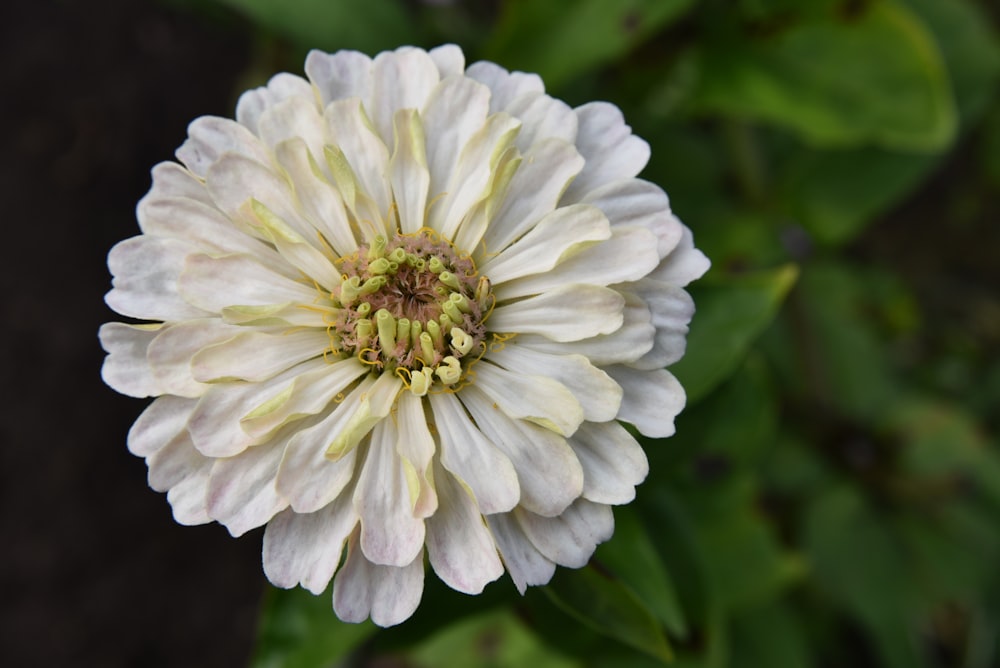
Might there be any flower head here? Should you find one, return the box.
[100,45,709,626]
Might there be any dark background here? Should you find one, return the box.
[1,1,265,665]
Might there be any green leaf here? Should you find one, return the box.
[671,264,798,404]
[728,601,812,668]
[212,0,412,53]
[694,1,957,151]
[409,609,581,668]
[486,0,696,89]
[595,506,687,638]
[250,586,376,668]
[544,564,673,663]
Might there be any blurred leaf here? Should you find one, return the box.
[781,147,937,245]
[251,586,376,668]
[544,564,673,663]
[803,486,926,668]
[486,0,695,89]
[728,601,812,668]
[409,609,580,668]
[672,264,798,403]
[595,506,687,638]
[212,0,412,53]
[694,1,957,151]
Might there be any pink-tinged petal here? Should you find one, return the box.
[461,386,583,517]
[106,236,210,322]
[178,253,317,313]
[166,460,213,526]
[175,116,272,178]
[568,421,649,505]
[143,162,213,206]
[147,430,206,493]
[263,488,359,594]
[146,319,245,398]
[486,513,555,594]
[515,499,614,568]
[605,366,686,438]
[207,441,287,537]
[354,418,425,567]
[333,530,425,627]
[256,94,327,163]
[562,102,650,203]
[99,322,162,398]
[428,392,519,515]
[485,343,622,423]
[305,49,373,107]
[127,395,198,457]
[425,459,504,594]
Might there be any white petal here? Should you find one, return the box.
[187,358,328,457]
[605,366,686,438]
[237,72,314,134]
[506,91,577,152]
[207,442,287,537]
[145,162,213,205]
[263,490,359,594]
[106,236,210,321]
[486,342,622,422]
[428,392,519,515]
[176,116,271,178]
[394,391,438,518]
[354,417,425,567]
[428,44,465,78]
[472,361,584,437]
[147,430,206,493]
[466,61,545,114]
[489,284,624,342]
[482,139,584,254]
[166,459,213,526]
[515,292,654,365]
[127,395,197,457]
[239,356,368,442]
[461,386,583,517]
[425,458,504,594]
[515,499,614,568]
[324,98,392,226]
[649,225,711,287]
[333,531,424,627]
[562,102,650,203]
[99,322,161,397]
[494,226,660,300]
[178,253,317,312]
[422,74,491,202]
[272,139,358,257]
[629,281,695,370]
[486,513,555,594]
[480,203,611,286]
[581,179,683,258]
[146,318,245,398]
[368,47,441,147]
[191,329,329,383]
[256,94,326,163]
[305,49,373,107]
[389,109,430,234]
[568,421,649,505]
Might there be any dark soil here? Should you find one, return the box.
[1,1,266,665]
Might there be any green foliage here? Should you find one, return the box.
[185,0,1000,665]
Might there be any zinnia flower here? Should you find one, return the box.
[100,44,709,626]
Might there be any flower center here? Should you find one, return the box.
[330,229,493,395]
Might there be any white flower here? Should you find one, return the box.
[100,45,709,627]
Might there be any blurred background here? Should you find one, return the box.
[2,0,999,666]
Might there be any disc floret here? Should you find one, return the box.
[331,230,492,394]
